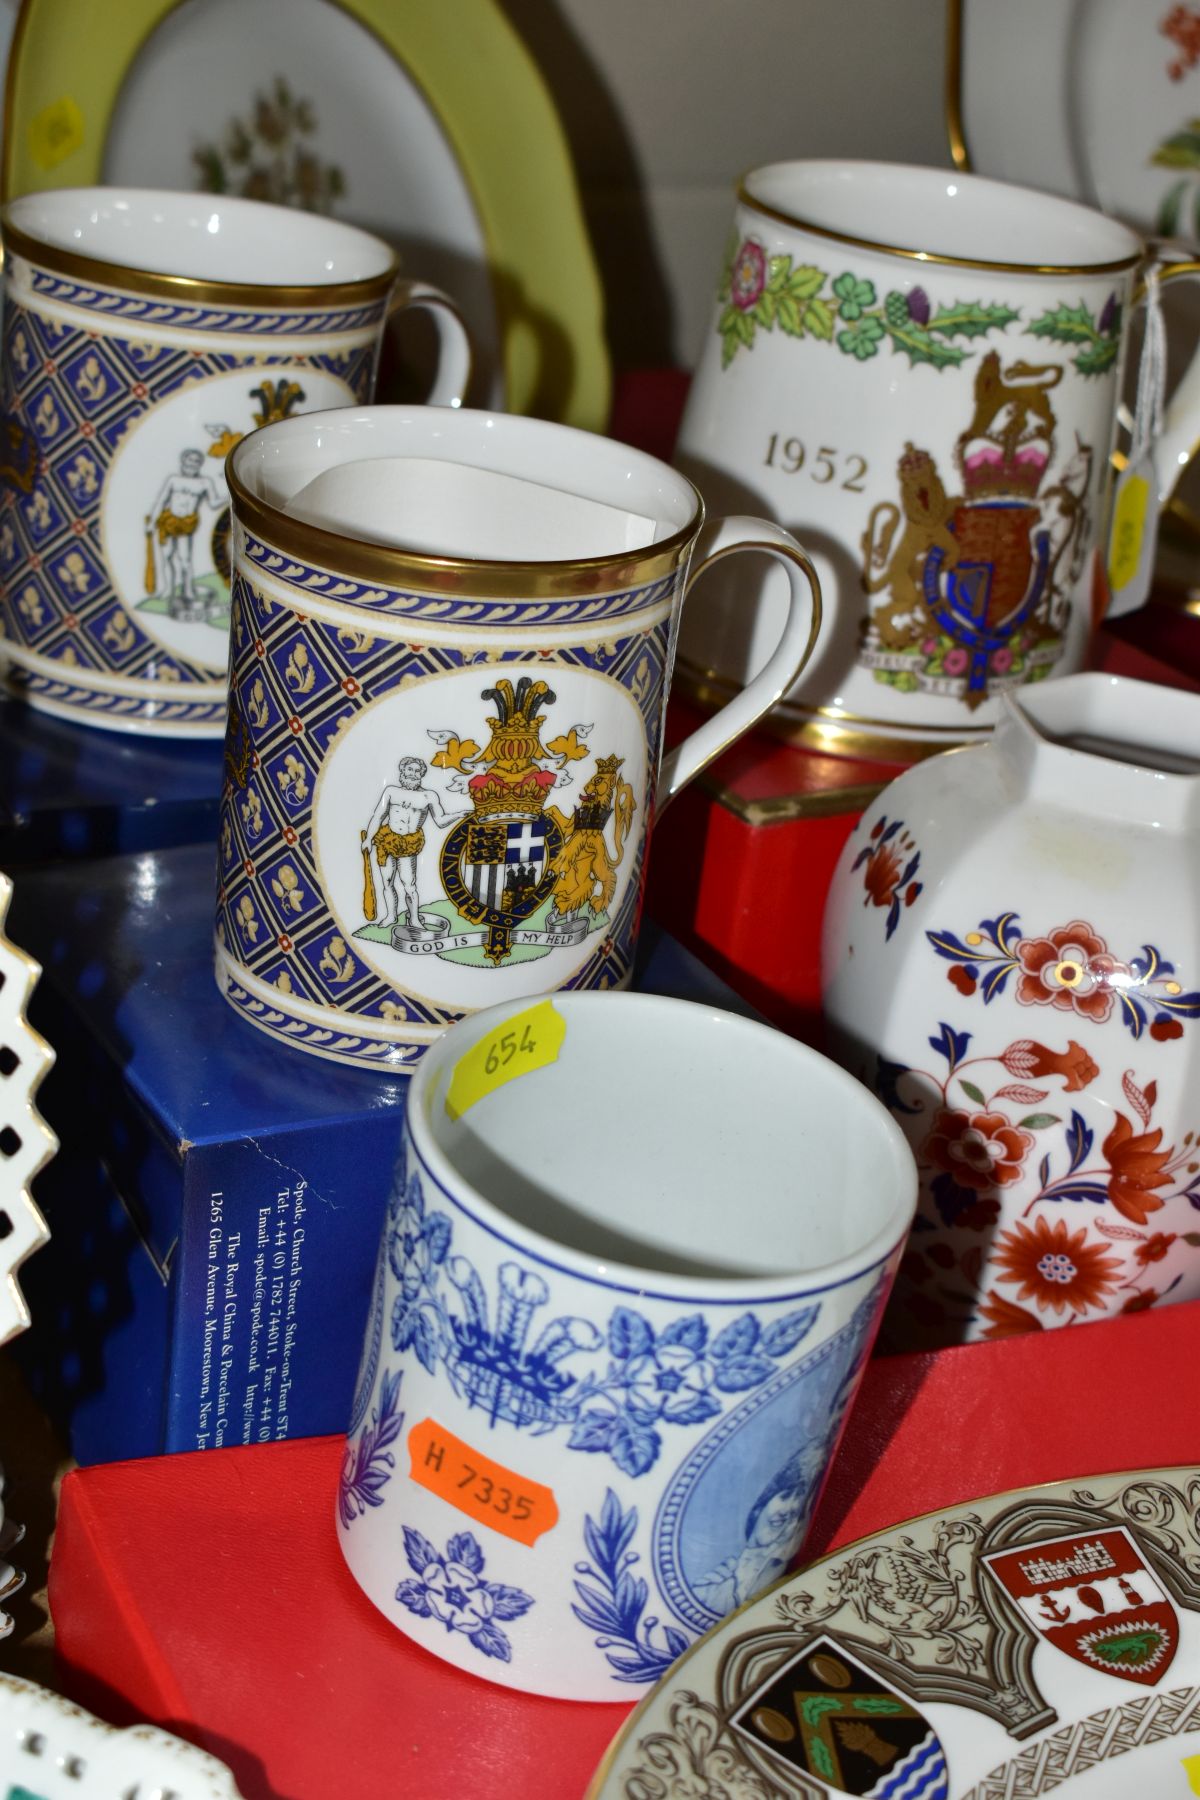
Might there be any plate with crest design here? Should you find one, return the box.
[588,1465,1200,1800]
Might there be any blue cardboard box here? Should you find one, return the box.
[0,692,224,864]
[9,843,757,1464]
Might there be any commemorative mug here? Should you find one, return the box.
[0,187,471,735]
[675,158,1200,760]
[337,990,917,1697]
[214,405,823,1069]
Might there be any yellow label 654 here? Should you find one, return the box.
[444,998,565,1120]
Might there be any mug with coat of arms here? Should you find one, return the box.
[214,405,823,1067]
[674,159,1200,760]
[0,187,470,735]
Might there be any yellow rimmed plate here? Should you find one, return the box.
[588,1463,1200,1799]
[2,0,610,429]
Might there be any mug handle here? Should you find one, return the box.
[657,515,823,810]
[386,277,473,408]
[1136,251,1200,501]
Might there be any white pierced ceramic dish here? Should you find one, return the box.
[0,870,54,1348]
[0,1672,246,1797]
[0,869,56,1643]
[0,1464,24,1641]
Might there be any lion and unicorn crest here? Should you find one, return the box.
[358,675,638,969]
[859,350,1095,708]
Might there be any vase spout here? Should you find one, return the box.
[1001,673,1200,828]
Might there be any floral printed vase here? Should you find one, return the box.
[821,673,1200,1350]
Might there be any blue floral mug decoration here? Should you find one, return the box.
[337,990,917,1698]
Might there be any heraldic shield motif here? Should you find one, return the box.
[983,1526,1178,1687]
[355,673,639,970]
[728,1634,950,1797]
[860,351,1094,710]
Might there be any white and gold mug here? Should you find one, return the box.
[0,187,470,735]
[675,159,1200,760]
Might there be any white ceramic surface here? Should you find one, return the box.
[0,187,469,735]
[673,159,1200,757]
[7,184,398,283]
[0,1671,245,1797]
[337,991,916,1697]
[822,672,1200,1350]
[956,0,1200,241]
[0,871,54,1349]
[588,1463,1200,1799]
[0,872,53,1651]
[213,406,823,1068]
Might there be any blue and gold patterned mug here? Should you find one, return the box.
[338,990,917,1697]
[214,405,823,1068]
[0,187,470,734]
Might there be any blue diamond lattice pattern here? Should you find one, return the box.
[217,571,670,1035]
[0,295,374,686]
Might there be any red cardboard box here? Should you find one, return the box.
[49,1300,1200,1800]
[647,706,896,1041]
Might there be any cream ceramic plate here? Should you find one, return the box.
[950,0,1200,240]
[590,1465,1200,1799]
[0,1672,245,1797]
[2,0,609,427]
[0,871,53,1350]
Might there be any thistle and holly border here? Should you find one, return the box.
[716,234,1124,374]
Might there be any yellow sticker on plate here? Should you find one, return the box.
[28,96,85,172]
[1108,471,1150,593]
[444,998,564,1121]
[1183,1753,1200,1793]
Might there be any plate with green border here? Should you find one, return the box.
[1,0,610,429]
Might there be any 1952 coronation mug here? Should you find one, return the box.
[337,991,917,1698]
[214,406,823,1069]
[0,188,471,735]
[674,159,1200,760]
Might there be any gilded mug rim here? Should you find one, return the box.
[0,189,401,310]
[226,408,706,599]
[736,158,1144,278]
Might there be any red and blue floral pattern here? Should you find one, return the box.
[927,912,1200,1040]
[851,815,923,941]
[880,1015,1200,1344]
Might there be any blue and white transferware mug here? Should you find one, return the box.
[0,188,470,734]
[337,990,917,1698]
[215,406,822,1068]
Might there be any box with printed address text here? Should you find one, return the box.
[9,841,759,1465]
